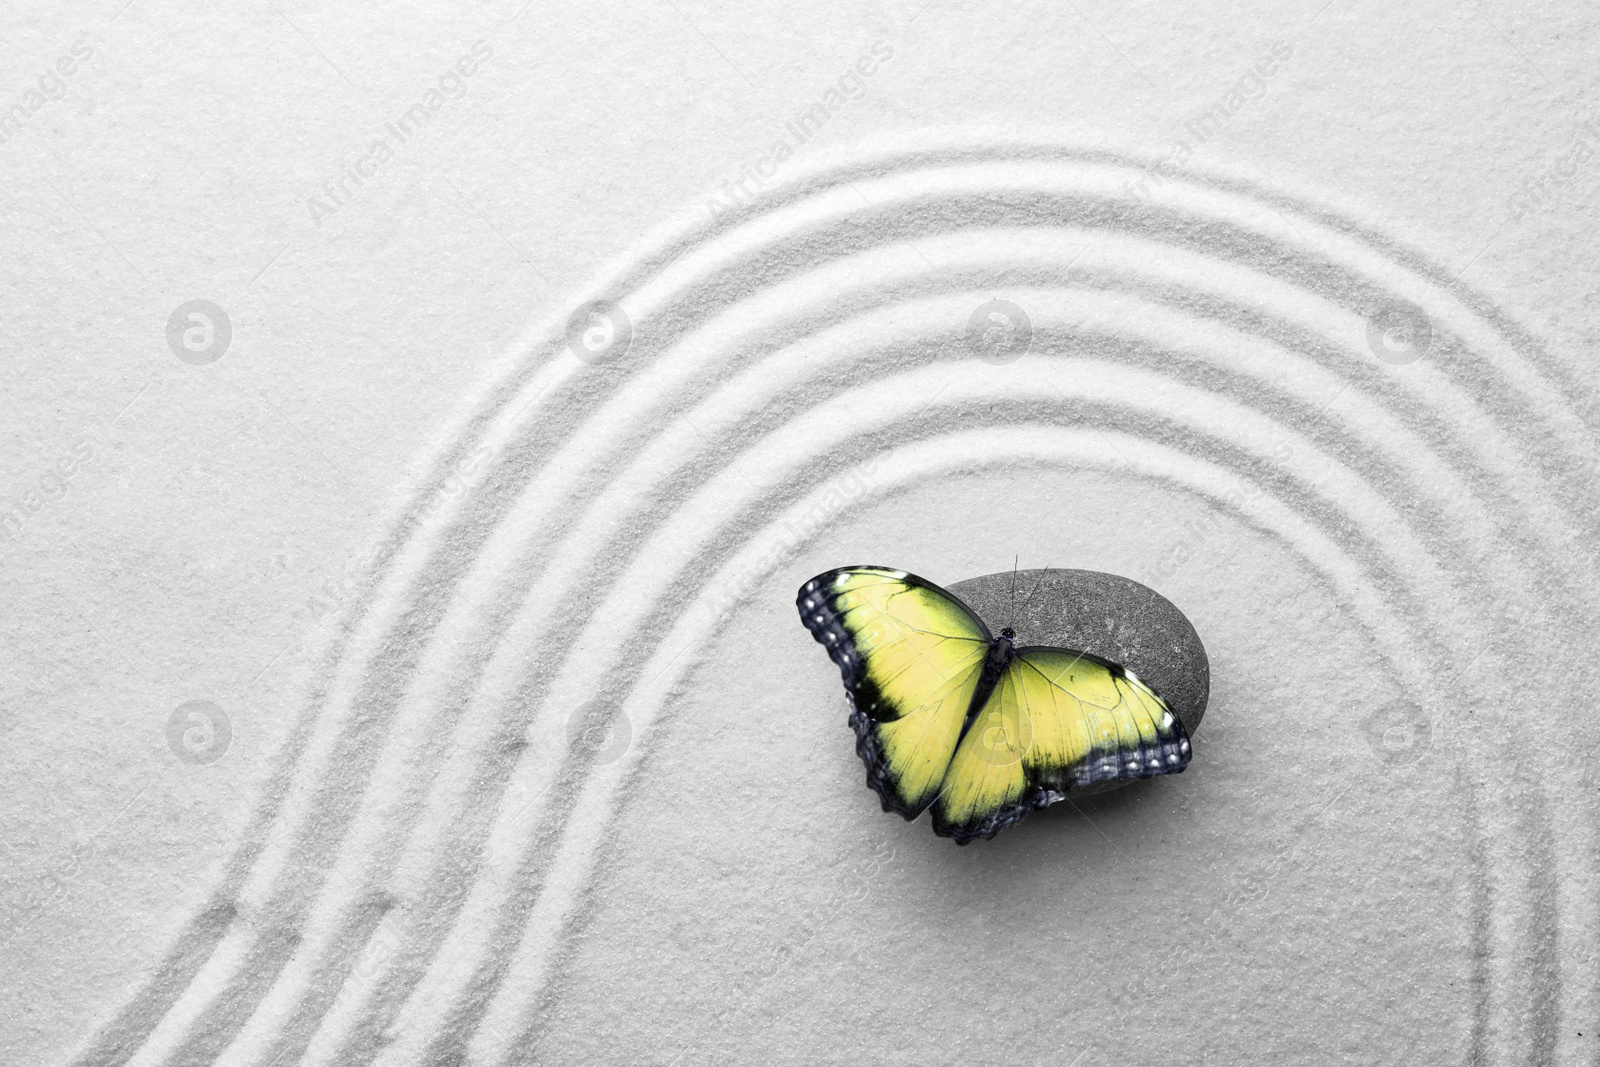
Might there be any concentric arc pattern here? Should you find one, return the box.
[69,142,1600,1067]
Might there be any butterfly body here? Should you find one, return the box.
[980,627,1017,686]
[798,566,1192,843]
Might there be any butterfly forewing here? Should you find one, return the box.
[797,567,991,818]
[1013,651,1191,789]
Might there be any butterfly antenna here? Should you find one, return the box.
[1009,555,1019,631]
[1019,564,1052,617]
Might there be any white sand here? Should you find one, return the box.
[2,2,1597,1065]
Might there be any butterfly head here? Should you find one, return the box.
[999,627,1016,641]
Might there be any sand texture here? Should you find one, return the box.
[2,2,1598,1065]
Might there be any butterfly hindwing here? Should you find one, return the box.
[797,567,991,818]
[926,662,1033,841]
[932,648,1191,843]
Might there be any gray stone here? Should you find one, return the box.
[946,567,1209,796]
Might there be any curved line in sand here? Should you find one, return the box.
[75,141,1592,1067]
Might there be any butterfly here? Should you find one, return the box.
[797,566,1191,843]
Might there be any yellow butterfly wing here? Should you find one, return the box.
[932,648,1191,843]
[797,567,991,818]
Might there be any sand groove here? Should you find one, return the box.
[72,141,1596,1067]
